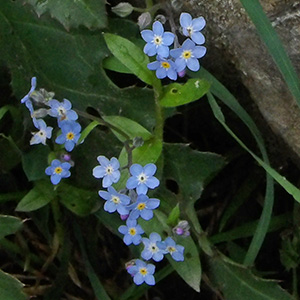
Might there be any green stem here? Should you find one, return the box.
[293,267,299,300]
[51,196,64,245]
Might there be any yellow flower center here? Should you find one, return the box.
[106,165,113,175]
[167,246,176,253]
[54,167,63,174]
[182,50,192,59]
[129,228,136,236]
[139,267,148,276]
[161,62,170,69]
[112,196,120,204]
[153,35,162,45]
[66,132,74,140]
[137,203,146,210]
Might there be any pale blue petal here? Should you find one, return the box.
[133,273,144,285]
[153,252,164,262]
[170,48,182,59]
[132,235,142,245]
[157,45,169,58]
[129,209,140,220]
[117,204,129,215]
[156,68,167,79]
[146,264,155,274]
[152,21,164,36]
[180,12,192,28]
[62,99,72,110]
[51,174,61,185]
[144,163,156,176]
[192,17,206,31]
[191,32,205,45]
[130,164,143,176]
[99,190,109,200]
[147,61,160,70]
[175,58,187,72]
[126,177,138,189]
[118,225,128,234]
[97,156,109,166]
[162,32,174,46]
[141,249,152,260]
[124,234,132,245]
[167,68,177,80]
[145,275,155,285]
[65,140,75,152]
[141,29,154,42]
[172,251,184,261]
[193,46,207,58]
[182,38,195,50]
[103,175,113,188]
[110,157,120,169]
[144,43,156,56]
[187,58,200,71]
[147,199,160,209]
[104,201,116,213]
[137,184,148,195]
[146,177,159,189]
[55,134,65,145]
[140,209,153,220]
[93,166,106,178]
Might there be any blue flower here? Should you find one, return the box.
[127,259,155,286]
[118,219,144,245]
[93,156,121,188]
[141,232,167,262]
[45,159,71,185]
[141,21,175,57]
[180,12,206,44]
[170,38,206,72]
[21,77,36,114]
[147,56,177,80]
[48,99,78,122]
[126,163,159,195]
[127,194,160,221]
[30,119,53,146]
[157,237,184,261]
[99,186,130,215]
[55,121,81,152]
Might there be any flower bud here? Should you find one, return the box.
[111,2,134,18]
[138,12,151,30]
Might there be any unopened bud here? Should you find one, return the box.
[31,108,48,118]
[111,2,134,18]
[132,136,144,148]
[154,14,166,24]
[138,12,152,30]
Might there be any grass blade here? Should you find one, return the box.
[239,0,300,106]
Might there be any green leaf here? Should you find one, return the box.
[140,211,201,292]
[207,254,293,300]
[24,0,107,30]
[164,143,226,234]
[102,115,152,143]
[0,215,23,240]
[0,269,27,300]
[22,145,50,181]
[15,180,55,212]
[160,78,210,107]
[77,120,100,145]
[102,56,132,74]
[239,0,300,107]
[103,33,161,89]
[57,183,98,217]
[166,204,180,226]
[0,1,156,131]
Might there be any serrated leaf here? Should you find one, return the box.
[207,254,293,300]
[160,78,210,107]
[16,181,55,212]
[0,215,23,239]
[104,33,161,89]
[0,269,27,300]
[0,2,156,131]
[57,183,98,216]
[102,115,152,143]
[24,0,107,30]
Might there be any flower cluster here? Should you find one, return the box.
[21,77,82,185]
[93,157,185,286]
[141,12,206,81]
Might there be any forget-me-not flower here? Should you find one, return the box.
[30,119,53,146]
[170,38,206,72]
[127,259,155,286]
[21,77,36,114]
[141,21,174,58]
[147,56,177,80]
[127,194,160,221]
[157,237,184,262]
[93,156,121,188]
[126,163,159,195]
[48,99,78,123]
[180,12,206,44]
[99,186,130,215]
[141,232,167,262]
[118,218,144,245]
[55,121,81,152]
[45,159,71,185]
